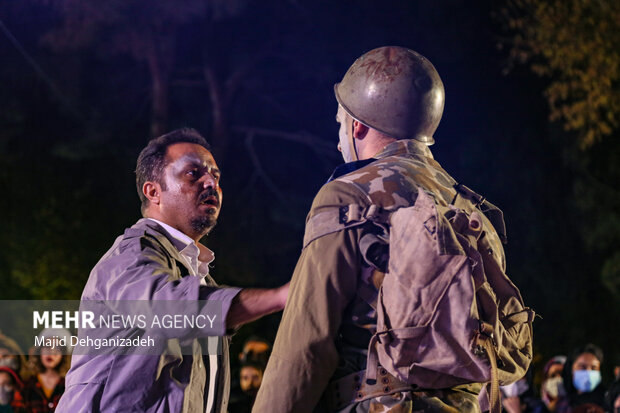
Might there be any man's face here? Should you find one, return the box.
[336,105,355,163]
[157,143,222,240]
[240,365,263,396]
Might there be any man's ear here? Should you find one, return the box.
[352,120,369,140]
[143,181,162,206]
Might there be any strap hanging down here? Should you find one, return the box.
[474,322,502,413]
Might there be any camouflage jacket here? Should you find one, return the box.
[253,140,505,413]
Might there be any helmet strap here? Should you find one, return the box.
[348,119,359,161]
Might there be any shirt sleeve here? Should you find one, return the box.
[252,182,365,413]
[87,233,241,338]
[198,285,242,336]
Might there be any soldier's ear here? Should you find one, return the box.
[352,120,369,140]
[143,181,162,206]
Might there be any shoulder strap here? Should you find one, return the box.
[302,204,390,249]
[453,183,508,244]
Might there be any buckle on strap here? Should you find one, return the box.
[326,368,412,411]
[454,183,486,207]
[339,205,360,224]
[339,204,386,224]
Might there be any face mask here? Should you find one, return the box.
[501,379,529,398]
[572,369,601,393]
[543,376,565,400]
[0,358,18,371]
[0,386,13,405]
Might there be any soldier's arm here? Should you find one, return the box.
[252,181,365,413]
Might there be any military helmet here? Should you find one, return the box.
[334,46,444,144]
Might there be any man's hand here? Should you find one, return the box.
[226,282,290,329]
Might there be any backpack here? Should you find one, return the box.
[303,184,535,413]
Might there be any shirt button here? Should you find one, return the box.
[198,362,202,369]
[49,402,55,408]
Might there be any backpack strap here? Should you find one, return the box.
[454,183,508,244]
[474,322,502,413]
[302,204,390,249]
[453,185,505,413]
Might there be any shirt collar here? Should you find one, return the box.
[148,218,193,246]
[373,139,434,159]
[328,140,434,182]
[146,218,214,265]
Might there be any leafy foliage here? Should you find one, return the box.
[499,0,620,148]
[497,1,620,363]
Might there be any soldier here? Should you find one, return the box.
[253,46,507,412]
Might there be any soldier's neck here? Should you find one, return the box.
[360,133,396,160]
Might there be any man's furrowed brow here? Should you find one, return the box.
[175,154,209,167]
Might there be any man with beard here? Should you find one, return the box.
[57,128,288,413]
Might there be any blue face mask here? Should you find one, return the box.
[572,369,601,393]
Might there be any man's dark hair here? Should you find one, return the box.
[240,336,272,366]
[136,128,211,214]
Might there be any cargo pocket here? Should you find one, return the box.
[502,308,534,358]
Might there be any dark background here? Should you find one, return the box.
[1,0,618,386]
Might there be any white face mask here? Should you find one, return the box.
[0,358,18,371]
[0,385,13,405]
[501,378,529,398]
[543,376,566,400]
[572,369,601,393]
[336,106,356,163]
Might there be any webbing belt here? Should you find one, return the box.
[326,368,412,411]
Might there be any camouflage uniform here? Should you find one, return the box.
[253,140,505,413]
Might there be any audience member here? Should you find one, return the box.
[605,379,620,413]
[239,360,265,399]
[229,336,271,412]
[0,334,27,381]
[501,367,548,413]
[556,344,606,413]
[501,375,531,413]
[0,367,26,413]
[612,355,620,382]
[22,341,69,413]
[0,334,28,411]
[536,355,567,412]
[239,335,271,366]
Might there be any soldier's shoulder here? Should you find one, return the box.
[332,157,423,209]
[316,157,404,198]
[311,178,371,213]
